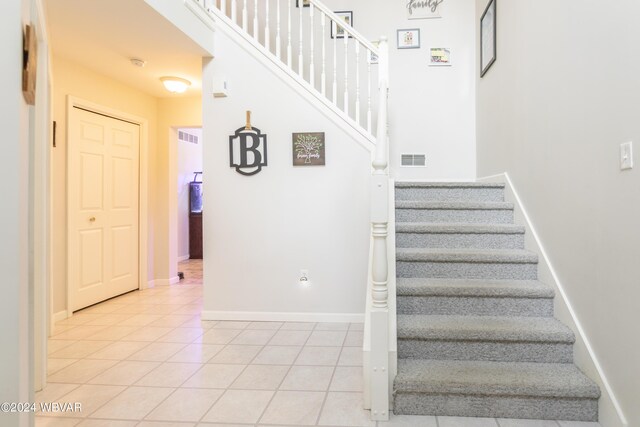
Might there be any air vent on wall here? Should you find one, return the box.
[401,154,427,167]
[178,130,199,145]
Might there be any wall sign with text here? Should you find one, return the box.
[229,112,268,176]
[293,132,326,166]
[406,0,445,20]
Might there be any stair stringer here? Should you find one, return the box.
[477,173,628,427]
[187,0,376,152]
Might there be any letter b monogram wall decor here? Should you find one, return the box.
[229,111,268,176]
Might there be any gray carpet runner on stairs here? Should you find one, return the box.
[392,182,600,421]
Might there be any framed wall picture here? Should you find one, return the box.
[293,132,325,166]
[429,47,451,66]
[480,0,496,77]
[397,29,420,49]
[331,11,353,39]
[296,0,310,7]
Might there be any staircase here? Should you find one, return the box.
[392,182,600,421]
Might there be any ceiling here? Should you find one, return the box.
[45,0,208,98]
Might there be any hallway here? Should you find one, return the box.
[37,260,601,427]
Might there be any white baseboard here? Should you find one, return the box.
[201,310,364,323]
[477,172,628,427]
[53,310,69,323]
[148,276,181,287]
[177,255,190,262]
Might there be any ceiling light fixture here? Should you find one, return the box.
[130,58,147,67]
[160,76,191,94]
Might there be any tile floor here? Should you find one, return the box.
[36,260,601,427]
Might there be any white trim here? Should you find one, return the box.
[202,311,364,323]
[66,97,149,310]
[477,172,628,427]
[178,255,191,262]
[53,310,70,323]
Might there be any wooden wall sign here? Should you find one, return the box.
[293,132,325,166]
[22,24,37,105]
[229,111,268,176]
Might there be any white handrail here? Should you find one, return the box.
[307,0,379,54]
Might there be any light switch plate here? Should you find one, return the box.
[620,141,633,170]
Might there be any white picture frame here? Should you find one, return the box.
[368,41,380,64]
[406,0,444,20]
[331,11,353,39]
[429,47,452,66]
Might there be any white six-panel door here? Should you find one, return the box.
[68,107,140,312]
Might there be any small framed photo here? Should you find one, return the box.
[480,0,497,77]
[429,47,451,66]
[397,29,420,49]
[331,11,353,39]
[296,0,310,7]
[368,41,380,65]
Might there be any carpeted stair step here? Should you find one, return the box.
[396,248,538,280]
[397,278,554,316]
[396,223,525,249]
[393,359,600,421]
[395,182,505,202]
[397,315,574,363]
[396,201,514,224]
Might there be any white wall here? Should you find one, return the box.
[202,31,372,320]
[1,0,37,425]
[322,0,476,181]
[475,1,639,426]
[177,128,203,260]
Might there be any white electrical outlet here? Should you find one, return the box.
[620,141,633,170]
[299,270,311,287]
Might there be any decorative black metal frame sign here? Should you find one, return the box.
[293,132,325,166]
[229,111,268,176]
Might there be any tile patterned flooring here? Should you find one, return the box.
[36,260,601,427]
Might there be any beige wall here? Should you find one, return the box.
[51,55,201,314]
[475,1,640,426]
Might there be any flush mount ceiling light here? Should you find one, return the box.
[130,58,147,67]
[160,76,191,94]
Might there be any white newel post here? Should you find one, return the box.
[369,36,390,422]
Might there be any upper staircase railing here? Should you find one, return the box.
[192,0,391,420]
[194,0,387,141]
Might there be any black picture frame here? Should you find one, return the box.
[331,11,353,39]
[480,0,496,77]
[296,0,310,7]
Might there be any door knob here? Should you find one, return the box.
[89,217,96,222]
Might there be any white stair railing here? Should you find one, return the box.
[196,0,385,139]
[196,0,392,420]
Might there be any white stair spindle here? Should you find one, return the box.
[298,0,303,76]
[221,0,226,16]
[276,0,281,59]
[231,0,237,23]
[242,0,247,30]
[265,0,270,51]
[287,0,292,66]
[321,13,326,96]
[343,29,349,114]
[355,42,360,125]
[332,28,337,104]
[367,51,372,133]
[253,0,259,39]
[309,3,315,87]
